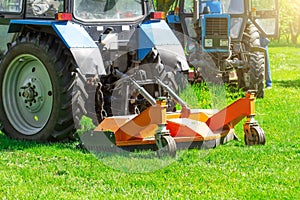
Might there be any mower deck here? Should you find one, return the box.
[81,92,265,156]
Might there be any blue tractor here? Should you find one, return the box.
[0,0,189,141]
[166,0,279,98]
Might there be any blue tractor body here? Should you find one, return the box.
[7,17,188,75]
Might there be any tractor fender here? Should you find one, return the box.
[137,20,189,71]
[8,20,106,76]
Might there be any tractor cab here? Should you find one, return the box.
[221,0,279,41]
[248,0,279,38]
[0,0,160,36]
[0,0,155,27]
[73,0,146,22]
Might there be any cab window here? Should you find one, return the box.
[26,0,64,18]
[0,0,23,12]
[183,0,193,13]
[74,0,143,21]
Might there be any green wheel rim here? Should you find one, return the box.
[2,54,53,135]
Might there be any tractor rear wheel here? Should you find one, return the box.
[241,23,265,98]
[0,33,76,141]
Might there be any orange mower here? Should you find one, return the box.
[80,77,265,157]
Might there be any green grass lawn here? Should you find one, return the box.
[0,46,299,199]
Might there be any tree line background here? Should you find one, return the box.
[279,0,300,44]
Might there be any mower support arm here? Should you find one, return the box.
[130,78,157,106]
[155,77,189,109]
[206,92,256,132]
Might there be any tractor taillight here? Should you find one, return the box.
[150,12,166,20]
[55,13,73,21]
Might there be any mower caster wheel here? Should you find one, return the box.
[244,125,266,146]
[156,135,177,158]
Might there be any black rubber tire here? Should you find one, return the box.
[249,52,265,98]
[244,125,266,146]
[0,32,77,141]
[72,70,89,128]
[156,135,177,157]
[242,23,265,98]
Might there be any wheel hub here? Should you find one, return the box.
[19,78,44,112]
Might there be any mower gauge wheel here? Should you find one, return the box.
[244,125,266,146]
[156,135,177,157]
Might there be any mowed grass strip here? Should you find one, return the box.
[0,45,299,199]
